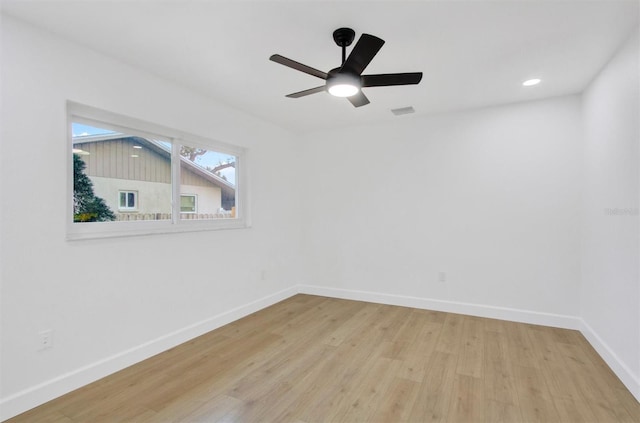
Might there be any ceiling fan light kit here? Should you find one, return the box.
[327,72,360,97]
[270,27,423,107]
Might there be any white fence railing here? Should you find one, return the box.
[116,211,234,221]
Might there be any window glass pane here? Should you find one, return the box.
[179,145,236,220]
[72,123,172,222]
[180,195,196,213]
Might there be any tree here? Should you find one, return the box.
[208,162,235,174]
[73,154,116,222]
[207,162,235,181]
[180,148,236,181]
[180,146,207,161]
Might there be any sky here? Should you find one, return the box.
[72,123,236,184]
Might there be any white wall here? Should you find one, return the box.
[0,15,304,418]
[300,96,583,322]
[581,28,640,398]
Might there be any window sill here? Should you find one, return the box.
[66,219,250,241]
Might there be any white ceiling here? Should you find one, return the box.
[2,0,638,133]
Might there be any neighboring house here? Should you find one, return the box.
[73,134,235,220]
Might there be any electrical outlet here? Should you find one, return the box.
[438,271,447,283]
[260,270,267,281]
[38,329,53,351]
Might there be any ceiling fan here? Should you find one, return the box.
[270,28,423,107]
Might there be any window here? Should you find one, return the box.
[180,195,197,213]
[68,102,248,239]
[179,143,237,220]
[119,191,138,211]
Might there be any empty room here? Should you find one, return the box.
[1,0,639,422]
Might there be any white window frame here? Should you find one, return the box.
[67,101,249,240]
[180,194,197,214]
[119,190,138,211]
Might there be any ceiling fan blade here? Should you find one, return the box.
[286,85,326,98]
[347,91,370,107]
[341,34,385,76]
[270,54,328,80]
[362,72,423,87]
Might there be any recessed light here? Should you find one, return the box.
[523,78,541,86]
[131,154,139,158]
[133,145,142,149]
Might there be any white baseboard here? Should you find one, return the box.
[579,319,640,402]
[297,284,581,330]
[0,286,298,422]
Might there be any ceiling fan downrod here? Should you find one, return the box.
[333,27,355,65]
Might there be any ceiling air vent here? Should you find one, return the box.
[391,106,415,116]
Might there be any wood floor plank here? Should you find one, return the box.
[299,349,381,423]
[484,399,523,422]
[407,351,458,422]
[336,357,402,422]
[526,326,564,365]
[369,377,419,423]
[435,312,464,355]
[216,295,327,339]
[6,294,639,423]
[321,302,381,347]
[617,386,640,422]
[380,310,429,360]
[228,343,337,422]
[513,364,561,422]
[295,316,392,422]
[447,374,485,423]
[398,321,442,382]
[505,321,540,369]
[270,296,363,337]
[483,330,519,406]
[552,397,599,422]
[456,316,484,378]
[413,308,447,324]
[180,395,243,423]
[527,327,585,404]
[483,317,507,333]
[259,349,346,422]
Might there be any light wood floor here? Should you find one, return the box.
[7,294,640,422]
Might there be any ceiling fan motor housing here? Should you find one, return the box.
[327,67,358,80]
